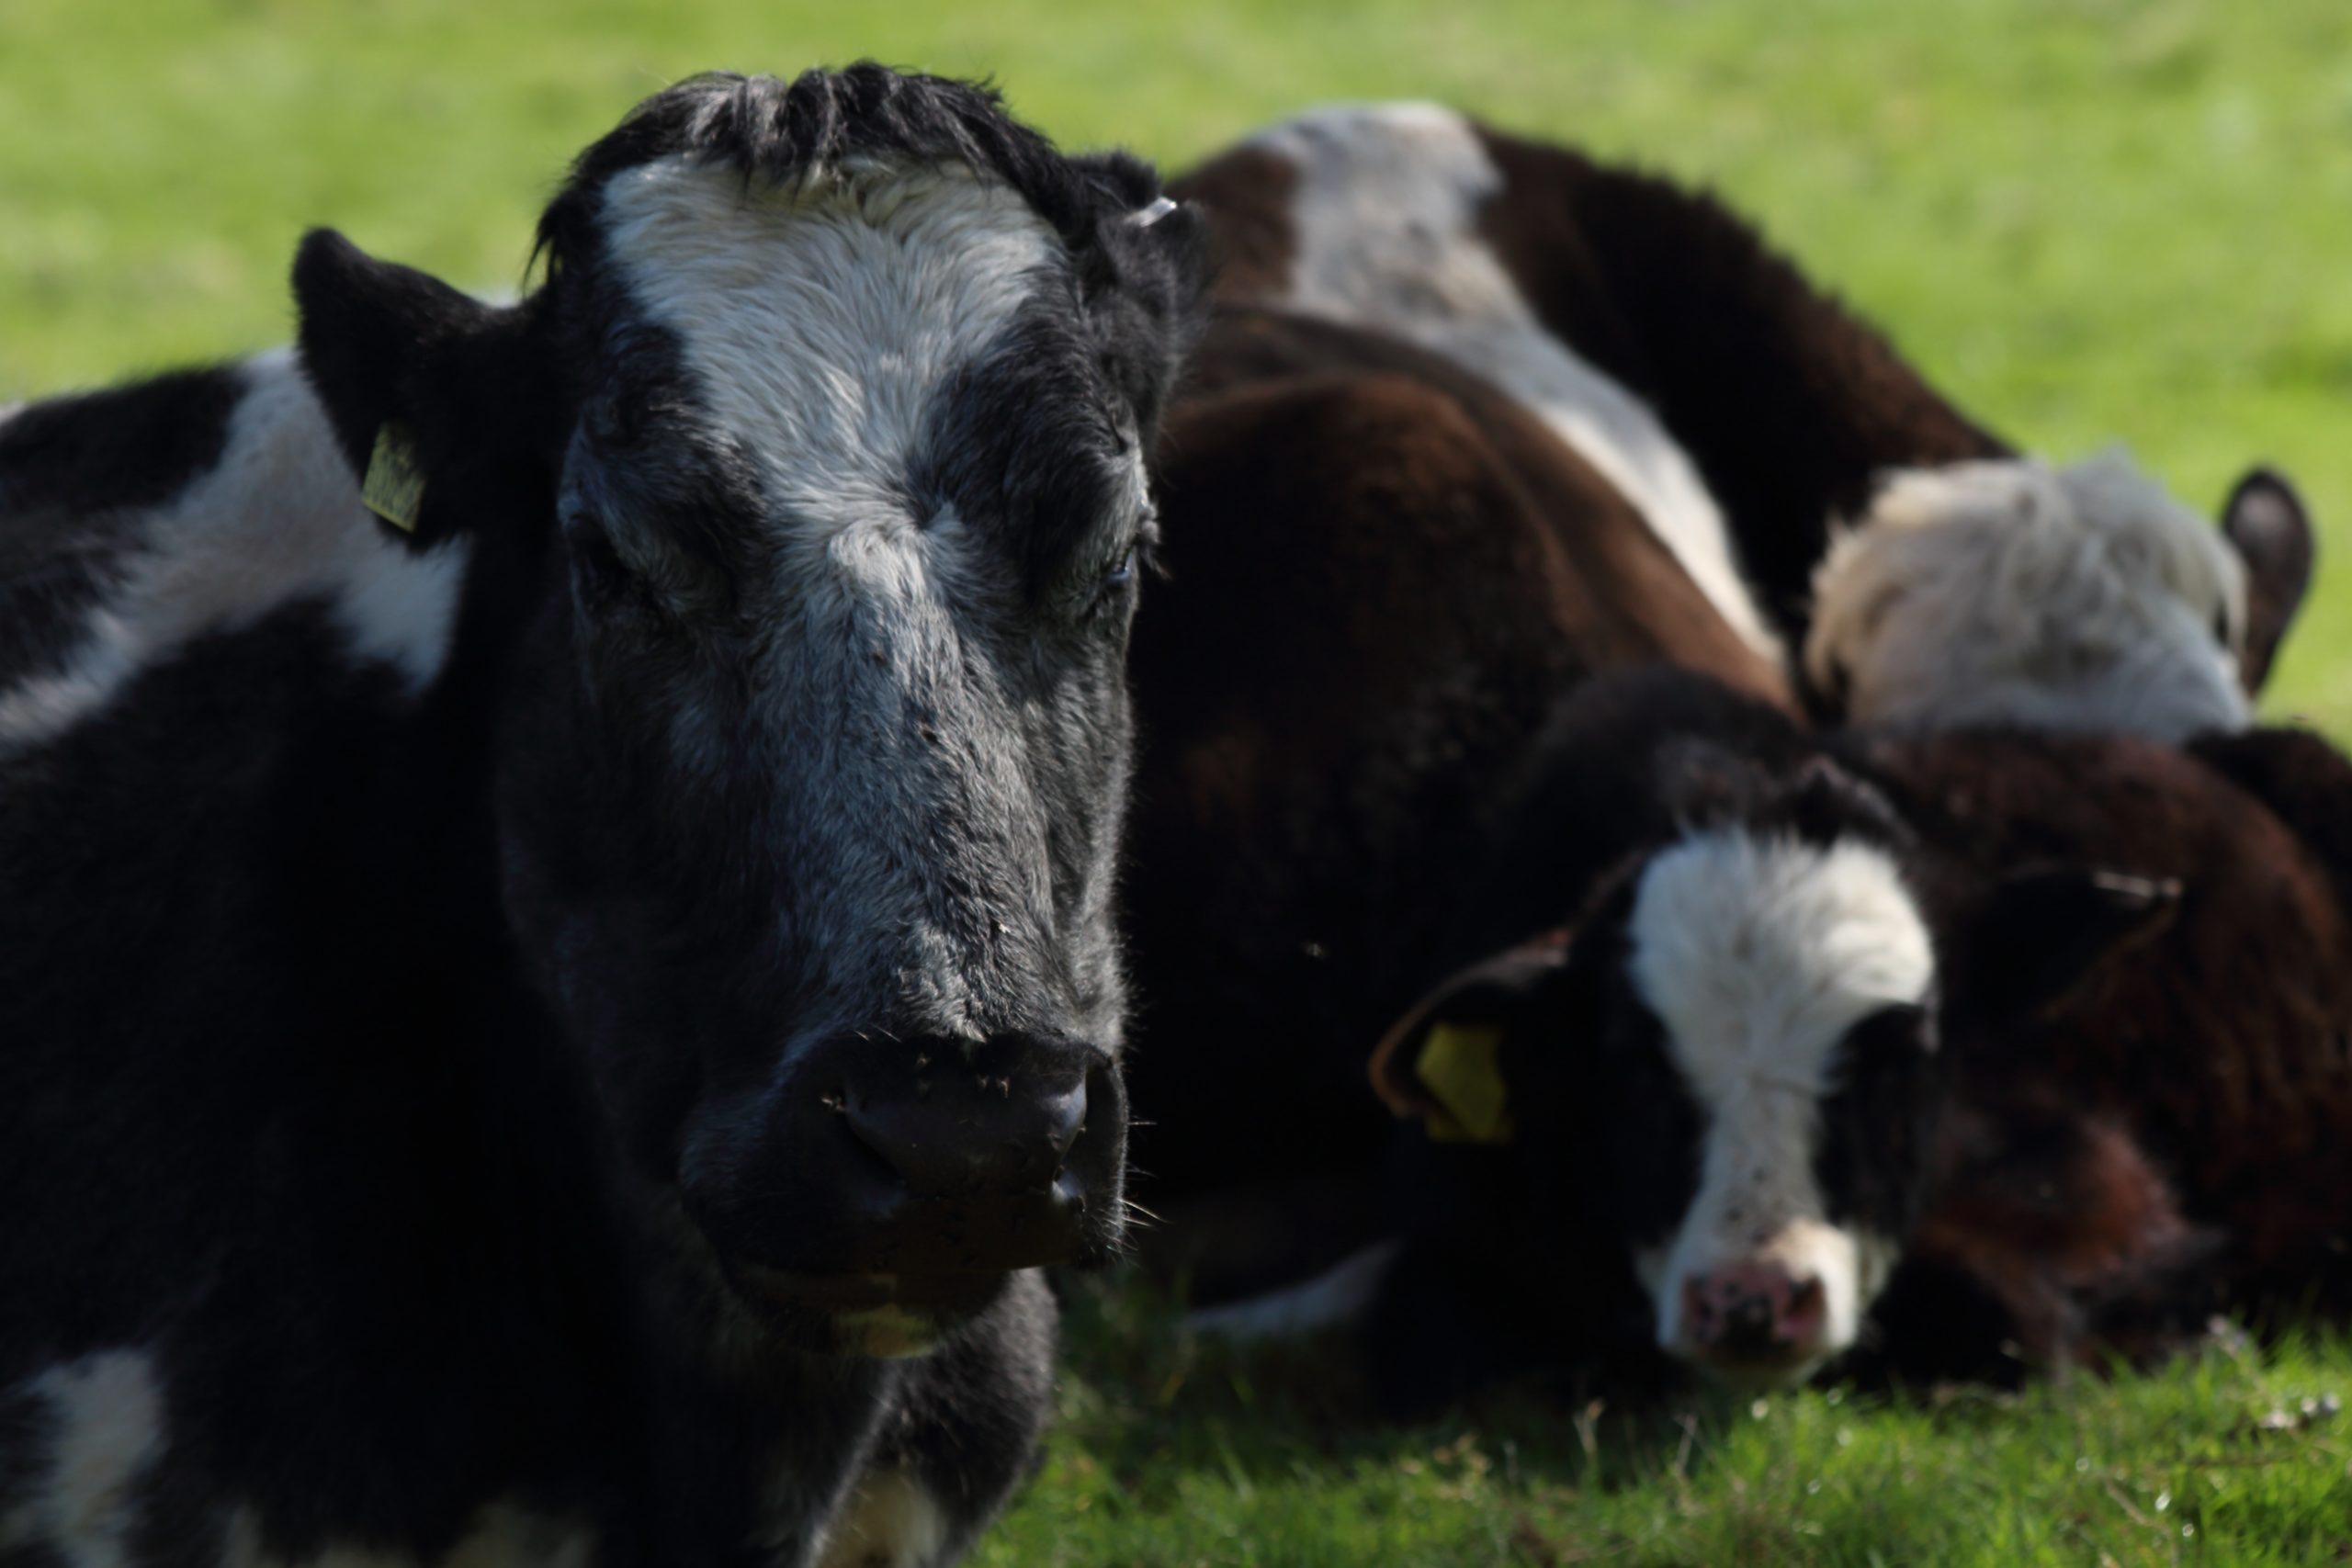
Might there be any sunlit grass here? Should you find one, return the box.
[983,1276,2352,1566]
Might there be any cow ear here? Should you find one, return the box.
[1951,867,2180,1023]
[1367,931,1572,1145]
[292,228,554,547]
[2221,467,2314,694]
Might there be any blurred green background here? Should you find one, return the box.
[6,0,2350,726]
[6,5,2352,1562]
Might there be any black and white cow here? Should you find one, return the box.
[1349,669,2352,1407]
[1172,104,2315,738]
[0,66,1204,1567]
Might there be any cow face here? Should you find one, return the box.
[295,70,1206,1357]
[1374,760,2175,1389]
[1805,454,2315,741]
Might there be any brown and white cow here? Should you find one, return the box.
[1341,674,2352,1408]
[1171,104,2315,739]
[1124,264,2346,1412]
[1120,304,1798,1284]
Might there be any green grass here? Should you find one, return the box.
[982,1278,2352,1566]
[9,5,2352,1561]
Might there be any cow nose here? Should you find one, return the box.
[682,1029,1128,1289]
[842,1047,1090,1200]
[1678,1263,1828,1365]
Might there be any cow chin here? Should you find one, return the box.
[728,1264,1016,1359]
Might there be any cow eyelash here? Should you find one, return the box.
[1091,523,1159,607]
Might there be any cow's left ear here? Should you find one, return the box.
[293,228,556,548]
[2220,467,2314,694]
[1950,867,2181,1024]
[1367,931,1573,1145]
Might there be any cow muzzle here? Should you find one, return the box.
[682,1030,1127,1352]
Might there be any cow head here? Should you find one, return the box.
[1373,747,2175,1389]
[292,68,1208,1357]
[1805,454,2314,740]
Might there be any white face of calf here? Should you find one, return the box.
[1623,829,1935,1384]
[1806,453,2312,741]
[1371,737,2180,1393]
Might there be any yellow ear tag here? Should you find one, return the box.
[361,423,426,533]
[1414,1021,1513,1145]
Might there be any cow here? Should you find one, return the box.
[1345,669,2352,1409]
[1118,305,1796,1286]
[1170,103,2315,739]
[0,64,1205,1568]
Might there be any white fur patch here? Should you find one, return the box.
[595,155,1148,1043]
[1806,451,2251,740]
[220,1500,596,1568]
[0,1348,168,1568]
[1184,1239,1405,1342]
[816,1468,951,1568]
[0,348,469,753]
[597,155,1064,544]
[1240,103,1783,664]
[1627,829,1933,1381]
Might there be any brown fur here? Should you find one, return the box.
[1866,726,2352,1357]
[1169,144,1297,302]
[1124,310,1789,1265]
[1173,118,2008,643]
[1469,126,2010,631]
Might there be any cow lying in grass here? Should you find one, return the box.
[1338,666,2352,1408]
[1172,103,2314,738]
[1119,306,1795,1273]
[1120,286,2313,1298]
[0,66,1204,1567]
[1126,302,2344,1412]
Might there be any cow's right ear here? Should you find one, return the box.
[1950,866,2181,1024]
[2221,467,2314,694]
[293,228,553,547]
[1367,931,1573,1145]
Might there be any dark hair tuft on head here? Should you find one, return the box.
[533,65,1164,276]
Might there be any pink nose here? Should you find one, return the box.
[1678,1262,1827,1361]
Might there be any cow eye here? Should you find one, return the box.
[1106,545,1138,589]
[2212,605,2232,647]
[1849,1002,1936,1056]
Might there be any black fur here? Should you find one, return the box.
[0,64,1206,1567]
[0,364,251,685]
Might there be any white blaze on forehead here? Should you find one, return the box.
[0,1348,167,1567]
[1243,102,1784,666]
[594,156,1137,1046]
[1627,829,1935,1372]
[0,349,469,755]
[1806,451,2252,741]
[596,155,1066,531]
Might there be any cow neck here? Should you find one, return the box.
[1472,130,2010,637]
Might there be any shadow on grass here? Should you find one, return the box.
[1051,1265,1775,1500]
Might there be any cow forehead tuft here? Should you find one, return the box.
[594,156,1070,535]
[537,68,1135,274]
[1627,828,1935,1102]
